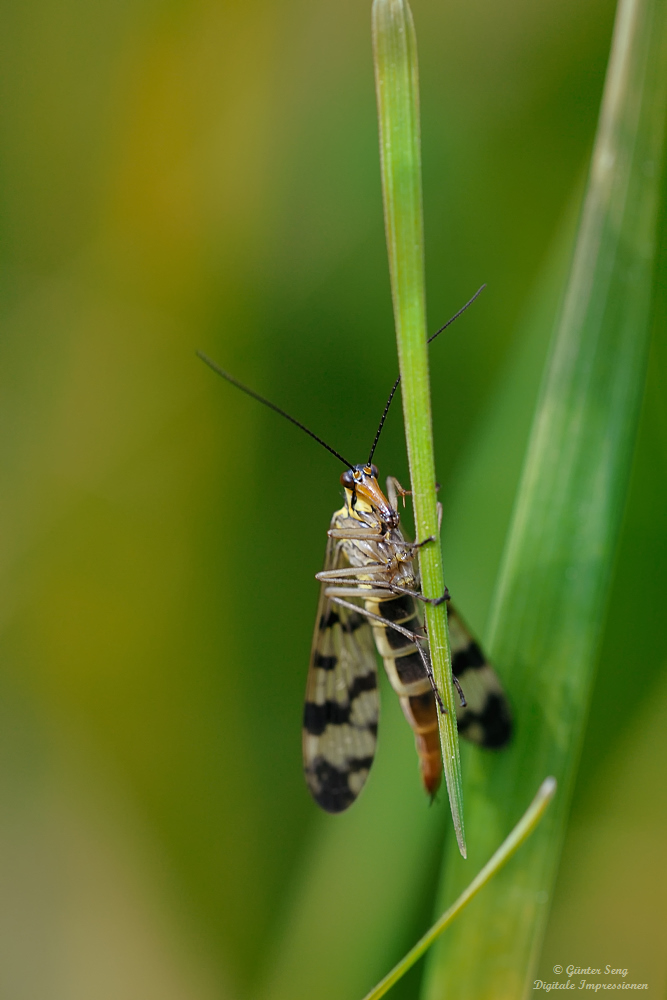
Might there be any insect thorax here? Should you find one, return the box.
[332,506,418,591]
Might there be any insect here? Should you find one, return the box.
[198,289,512,813]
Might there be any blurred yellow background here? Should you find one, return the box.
[0,0,665,997]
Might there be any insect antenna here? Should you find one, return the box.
[197,351,355,470]
[367,284,486,465]
[367,375,401,467]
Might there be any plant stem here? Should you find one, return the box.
[372,0,466,857]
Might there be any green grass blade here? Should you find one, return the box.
[361,777,556,1000]
[372,0,465,858]
[422,0,667,994]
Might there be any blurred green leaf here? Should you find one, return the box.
[363,777,555,1000]
[423,0,667,995]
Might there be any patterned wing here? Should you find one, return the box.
[449,605,512,748]
[302,532,379,813]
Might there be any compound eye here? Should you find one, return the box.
[340,469,355,488]
[369,464,379,478]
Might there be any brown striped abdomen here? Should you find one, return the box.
[365,593,442,797]
[400,691,441,795]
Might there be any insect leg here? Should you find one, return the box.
[385,475,443,544]
[325,595,424,644]
[393,531,442,555]
[386,582,451,605]
[323,577,450,604]
[326,595,446,712]
[318,572,450,606]
[385,477,440,512]
[409,535,436,551]
[327,528,386,541]
[386,476,411,509]
[452,673,467,707]
[413,643,445,712]
[322,585,401,600]
[316,565,385,581]
[380,536,434,551]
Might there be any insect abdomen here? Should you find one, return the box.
[399,691,442,796]
[364,593,442,796]
[364,593,513,798]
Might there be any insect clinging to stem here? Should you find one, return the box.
[198,286,512,813]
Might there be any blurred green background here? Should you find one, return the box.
[0,0,665,998]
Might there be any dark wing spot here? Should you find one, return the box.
[452,641,485,677]
[313,652,338,671]
[458,692,512,749]
[348,672,378,700]
[319,609,340,630]
[342,611,367,634]
[478,693,512,748]
[303,700,350,735]
[309,757,374,813]
[303,674,376,736]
